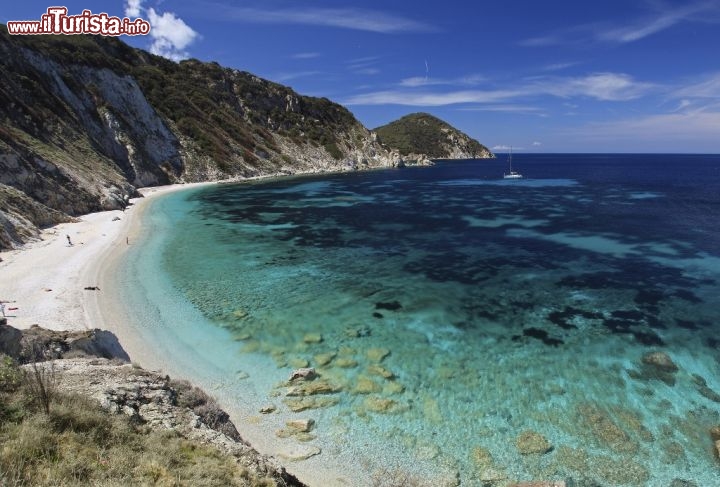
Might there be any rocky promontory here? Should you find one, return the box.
[374,112,494,161]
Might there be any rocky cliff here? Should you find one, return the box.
[374,112,494,160]
[0,320,305,486]
[0,27,426,250]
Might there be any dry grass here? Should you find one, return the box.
[0,355,280,486]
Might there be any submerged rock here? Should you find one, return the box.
[286,418,315,432]
[641,351,678,372]
[334,357,358,368]
[276,444,321,462]
[367,364,394,379]
[711,426,720,461]
[576,403,638,454]
[629,351,679,386]
[289,367,316,381]
[303,333,323,344]
[283,396,339,412]
[259,404,276,414]
[313,352,336,366]
[507,482,566,487]
[353,376,382,394]
[515,430,553,454]
[366,347,390,362]
[363,396,399,414]
[479,467,507,483]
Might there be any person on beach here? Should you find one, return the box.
[66,234,73,246]
[0,302,5,318]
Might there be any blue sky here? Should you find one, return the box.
[5,1,720,152]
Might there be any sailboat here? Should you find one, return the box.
[503,146,523,179]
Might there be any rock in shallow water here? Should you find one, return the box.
[276,444,321,461]
[641,351,678,372]
[515,430,553,454]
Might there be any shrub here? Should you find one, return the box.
[0,354,22,392]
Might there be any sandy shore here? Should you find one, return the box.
[0,180,357,487]
[0,183,212,332]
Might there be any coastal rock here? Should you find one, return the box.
[286,419,315,432]
[641,351,679,372]
[283,396,339,412]
[334,357,358,368]
[289,367,316,381]
[628,350,681,386]
[515,431,553,455]
[353,376,382,394]
[367,364,394,379]
[313,352,336,366]
[302,333,323,344]
[383,381,405,395]
[366,347,390,362]
[363,396,399,414]
[286,379,341,396]
[471,447,494,468]
[259,404,276,414]
[276,444,321,462]
[479,468,507,483]
[576,403,638,454]
[48,357,304,486]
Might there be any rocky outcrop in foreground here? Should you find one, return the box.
[0,320,304,487]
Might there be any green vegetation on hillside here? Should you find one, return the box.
[0,25,361,176]
[374,112,491,158]
[0,355,279,487]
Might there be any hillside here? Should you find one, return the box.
[374,112,493,160]
[0,27,417,249]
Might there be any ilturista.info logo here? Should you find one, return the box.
[7,7,151,36]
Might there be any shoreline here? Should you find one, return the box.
[0,179,357,487]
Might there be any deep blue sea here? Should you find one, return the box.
[115,154,720,486]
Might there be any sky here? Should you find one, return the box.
[4,0,720,153]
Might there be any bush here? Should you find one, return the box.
[0,354,22,392]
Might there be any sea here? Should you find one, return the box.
[112,154,720,486]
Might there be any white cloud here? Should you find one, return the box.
[346,73,654,106]
[520,1,720,47]
[214,7,436,33]
[543,62,579,72]
[458,105,543,114]
[534,73,656,101]
[672,72,720,99]
[399,74,485,87]
[274,71,323,82]
[124,0,143,18]
[345,89,521,106]
[597,2,716,43]
[292,52,321,59]
[532,141,542,146]
[146,8,200,61]
[492,145,525,151]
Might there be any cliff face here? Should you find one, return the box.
[0,28,419,250]
[374,112,494,160]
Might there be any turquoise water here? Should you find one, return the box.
[117,155,720,486]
